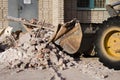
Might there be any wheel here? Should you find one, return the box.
[96,17,120,69]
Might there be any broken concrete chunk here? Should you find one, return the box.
[50,52,58,65]
[22,42,31,50]
[26,46,36,56]
[58,58,63,66]
[18,33,31,46]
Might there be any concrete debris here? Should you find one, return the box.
[77,58,113,80]
[0,19,115,80]
[0,23,77,71]
[0,26,15,50]
[0,26,13,42]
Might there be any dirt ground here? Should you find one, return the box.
[0,57,120,80]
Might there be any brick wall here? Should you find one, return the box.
[2,0,119,27]
[39,0,53,24]
[0,0,8,28]
[39,0,64,26]
[39,0,118,24]
[64,0,119,23]
[58,0,64,24]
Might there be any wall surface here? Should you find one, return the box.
[39,0,53,24]
[8,0,38,31]
[64,0,119,23]
[0,0,8,28]
[39,0,64,26]
[1,0,120,29]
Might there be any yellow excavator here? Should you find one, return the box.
[2,1,120,69]
[51,1,120,69]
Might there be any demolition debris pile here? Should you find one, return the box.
[0,22,78,70]
[0,18,115,80]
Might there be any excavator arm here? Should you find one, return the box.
[106,1,120,17]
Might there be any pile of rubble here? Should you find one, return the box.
[0,18,115,80]
[0,24,78,70]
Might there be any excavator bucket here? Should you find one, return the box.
[51,19,82,54]
[59,22,82,54]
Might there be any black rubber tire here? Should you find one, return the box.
[96,16,120,70]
